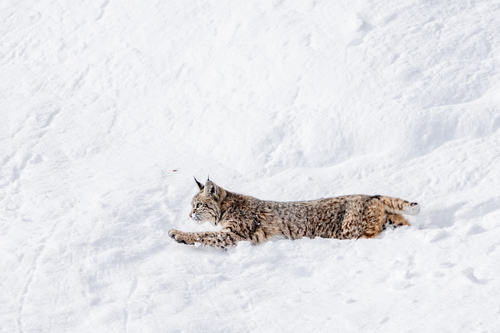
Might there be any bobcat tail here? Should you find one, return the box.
[376,196,420,215]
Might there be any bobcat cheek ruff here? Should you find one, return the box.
[169,179,420,248]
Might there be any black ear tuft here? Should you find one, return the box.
[194,177,204,191]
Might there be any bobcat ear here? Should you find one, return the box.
[204,180,226,201]
[194,177,204,191]
[204,180,217,196]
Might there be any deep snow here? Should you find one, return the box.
[1,0,500,332]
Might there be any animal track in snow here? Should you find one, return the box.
[11,153,33,182]
[42,109,60,128]
[30,154,44,164]
[348,21,373,47]
[462,268,488,285]
[95,0,111,21]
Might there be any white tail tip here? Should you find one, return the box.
[405,203,420,215]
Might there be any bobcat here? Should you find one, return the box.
[168,179,420,248]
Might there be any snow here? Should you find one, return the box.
[1,0,500,331]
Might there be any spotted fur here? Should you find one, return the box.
[168,180,420,248]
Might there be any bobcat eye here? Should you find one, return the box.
[196,203,201,209]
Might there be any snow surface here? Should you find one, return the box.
[2,0,500,331]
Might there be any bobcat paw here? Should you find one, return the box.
[168,229,187,244]
[406,202,420,215]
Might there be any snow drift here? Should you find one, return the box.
[1,0,500,331]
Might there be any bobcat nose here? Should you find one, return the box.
[189,213,192,218]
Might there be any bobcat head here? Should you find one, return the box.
[189,178,226,226]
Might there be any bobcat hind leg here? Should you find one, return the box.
[361,200,386,239]
[384,213,410,227]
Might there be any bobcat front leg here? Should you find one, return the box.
[168,229,241,248]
